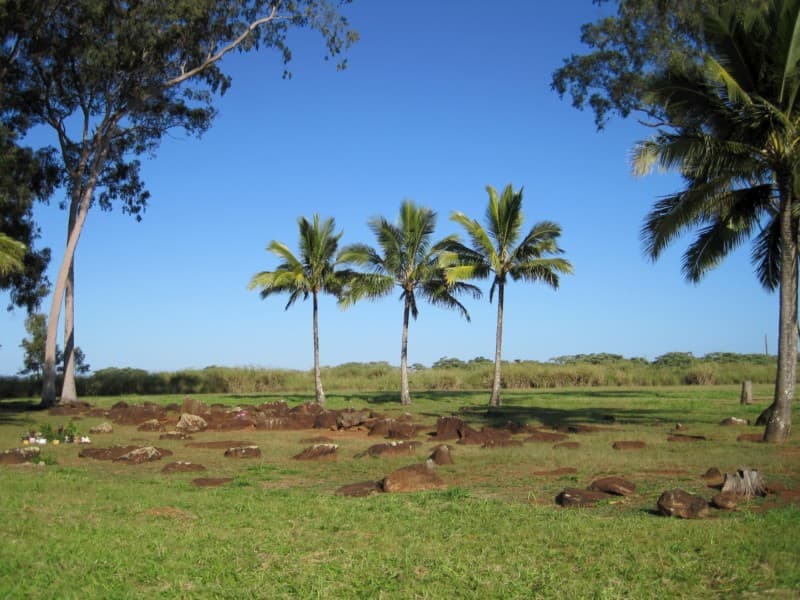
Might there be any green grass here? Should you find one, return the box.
[0,386,798,598]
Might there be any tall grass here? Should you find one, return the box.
[0,353,781,398]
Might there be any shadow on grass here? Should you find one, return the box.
[0,398,47,426]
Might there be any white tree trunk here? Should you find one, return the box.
[60,200,78,403]
[400,296,411,406]
[312,291,325,405]
[490,283,505,407]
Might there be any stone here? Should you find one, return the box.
[588,476,636,496]
[362,441,420,458]
[612,441,646,450]
[657,489,710,519]
[224,445,261,459]
[525,430,568,443]
[337,410,371,429]
[429,444,453,465]
[432,416,467,440]
[555,488,613,507]
[313,412,339,430]
[114,446,165,464]
[137,419,165,432]
[458,427,510,446]
[702,467,725,488]
[482,439,523,449]
[335,481,383,497]
[181,396,210,417]
[720,417,750,426]
[0,447,40,464]
[293,444,338,461]
[109,402,165,426]
[89,422,113,434]
[176,413,208,433]
[161,461,207,474]
[711,491,740,510]
[380,460,445,493]
[159,431,192,440]
[386,422,420,440]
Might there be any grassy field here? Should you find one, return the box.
[0,385,798,598]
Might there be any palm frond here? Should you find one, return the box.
[752,211,782,291]
[0,233,26,276]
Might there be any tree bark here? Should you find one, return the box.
[400,295,411,406]
[763,179,797,442]
[490,283,505,407]
[740,380,753,405]
[312,291,325,405]
[60,200,79,403]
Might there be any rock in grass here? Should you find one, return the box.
[380,460,445,493]
[711,491,740,510]
[589,476,636,496]
[161,461,207,474]
[555,488,613,508]
[114,446,165,464]
[429,444,453,465]
[702,467,725,488]
[293,444,338,461]
[0,447,40,464]
[657,489,710,519]
[176,413,208,433]
[137,419,165,432]
[89,422,113,434]
[224,445,261,459]
[335,481,383,497]
[720,417,750,426]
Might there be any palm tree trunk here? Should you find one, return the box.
[312,291,325,405]
[60,200,78,403]
[490,282,504,407]
[763,179,797,442]
[400,296,411,406]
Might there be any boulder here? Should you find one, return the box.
[114,446,166,464]
[432,416,467,440]
[335,481,383,497]
[657,489,710,519]
[588,476,636,496]
[458,427,511,446]
[380,460,445,493]
[89,422,113,434]
[181,396,210,417]
[429,444,453,465]
[711,491,739,510]
[0,447,40,464]
[482,439,523,449]
[224,445,261,459]
[702,467,725,488]
[314,412,339,430]
[362,441,420,458]
[137,419,165,432]
[386,422,420,440]
[109,402,165,426]
[337,410,371,429]
[612,440,646,450]
[176,413,208,433]
[720,417,750,426]
[293,444,338,461]
[555,488,613,508]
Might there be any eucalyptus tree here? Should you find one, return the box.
[446,184,573,407]
[632,0,800,442]
[2,1,356,407]
[249,215,349,405]
[339,201,480,405]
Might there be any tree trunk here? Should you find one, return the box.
[740,380,753,405]
[763,179,797,442]
[490,283,504,407]
[400,296,411,406]
[60,200,78,403]
[40,189,94,407]
[312,291,325,405]
[721,469,766,498]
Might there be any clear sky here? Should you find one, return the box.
[0,1,776,376]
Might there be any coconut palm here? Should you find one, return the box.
[248,214,348,405]
[446,184,573,407]
[632,0,800,442]
[338,200,480,405]
[0,232,25,276]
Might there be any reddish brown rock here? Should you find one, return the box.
[161,461,207,474]
[482,439,523,449]
[702,467,725,488]
[720,417,749,426]
[114,446,171,464]
[159,432,192,440]
[137,419,166,432]
[0,447,40,464]
[657,489,710,519]
[432,416,467,440]
[80,445,143,460]
[380,461,445,493]
[224,445,261,459]
[293,444,338,461]
[176,413,208,433]
[589,476,636,496]
[556,488,613,507]
[192,477,232,487]
[362,441,420,458]
[314,412,339,430]
[612,441,646,450]
[711,491,740,510]
[429,444,453,465]
[458,427,511,446]
[525,430,568,443]
[109,401,165,426]
[335,481,383,497]
[181,396,210,417]
[387,422,421,440]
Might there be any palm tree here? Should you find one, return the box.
[632,0,800,442]
[248,214,348,405]
[338,200,480,405]
[0,232,25,276]
[446,184,573,406]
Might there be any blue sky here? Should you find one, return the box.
[0,1,776,375]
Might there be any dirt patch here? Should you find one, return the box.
[482,439,523,449]
[186,440,257,449]
[191,477,233,487]
[737,433,764,443]
[79,445,145,461]
[335,480,383,497]
[612,441,646,450]
[532,467,578,477]
[161,461,207,474]
[359,441,420,458]
[525,430,568,443]
[667,433,707,442]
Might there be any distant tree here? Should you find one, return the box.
[19,313,89,379]
[249,215,350,405]
[446,184,573,406]
[651,352,696,368]
[432,357,467,369]
[1,1,356,407]
[632,0,800,442]
[339,201,480,405]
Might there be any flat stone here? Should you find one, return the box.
[224,445,261,458]
[667,433,706,442]
[555,488,613,507]
[161,461,207,474]
[711,491,740,510]
[380,460,445,493]
[657,489,710,519]
[114,446,166,464]
[525,430,568,443]
[137,419,165,432]
[589,476,636,496]
[89,422,113,434]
